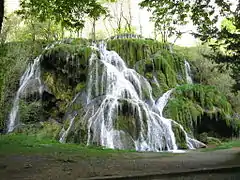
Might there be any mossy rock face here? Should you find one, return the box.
[41,43,91,87]
[107,39,188,99]
[172,123,188,149]
[152,50,186,88]
[63,113,88,144]
[115,115,138,140]
[164,84,240,138]
[113,99,148,141]
[107,39,163,68]
[39,43,91,123]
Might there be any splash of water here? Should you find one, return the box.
[184,60,193,84]
[71,42,204,151]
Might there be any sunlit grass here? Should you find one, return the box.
[0,133,136,159]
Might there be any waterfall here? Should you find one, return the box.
[7,56,42,133]
[76,42,204,151]
[59,115,76,143]
[8,40,204,151]
[184,60,193,84]
[7,44,56,133]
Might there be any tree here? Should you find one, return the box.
[104,0,135,35]
[17,0,109,35]
[140,0,240,91]
[139,0,190,43]
[198,3,240,91]
[0,0,4,33]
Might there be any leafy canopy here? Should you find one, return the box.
[17,0,110,31]
[140,0,240,91]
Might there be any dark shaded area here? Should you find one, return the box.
[41,91,65,122]
[0,0,4,33]
[196,112,237,138]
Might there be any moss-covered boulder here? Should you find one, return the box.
[164,84,240,139]
[41,43,92,87]
[39,43,92,122]
[107,39,163,68]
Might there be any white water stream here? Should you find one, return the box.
[76,42,204,151]
[8,40,204,151]
[184,60,193,84]
[7,44,56,133]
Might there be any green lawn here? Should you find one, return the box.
[0,134,136,159]
[202,139,240,152]
[0,134,178,160]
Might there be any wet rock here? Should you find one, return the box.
[19,79,41,102]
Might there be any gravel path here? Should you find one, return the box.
[0,149,239,180]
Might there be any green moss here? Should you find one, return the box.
[151,82,162,99]
[74,82,86,93]
[19,100,43,124]
[198,132,222,145]
[115,115,137,139]
[63,118,71,130]
[153,50,186,88]
[107,39,163,68]
[172,123,188,149]
[43,72,73,102]
[164,84,239,138]
[64,114,88,144]
[41,43,91,88]
[145,72,153,79]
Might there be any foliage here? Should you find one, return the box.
[139,0,189,42]
[139,0,240,90]
[199,132,222,145]
[0,41,45,131]
[164,84,240,138]
[0,0,3,33]
[19,100,43,124]
[17,0,109,32]
[16,121,62,140]
[140,0,232,42]
[173,44,240,114]
[103,0,135,35]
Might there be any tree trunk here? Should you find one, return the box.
[92,18,96,42]
[127,0,132,32]
[31,21,36,42]
[0,0,4,33]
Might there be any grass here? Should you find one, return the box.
[202,139,240,152]
[0,133,180,161]
[0,134,136,159]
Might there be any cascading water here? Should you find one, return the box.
[7,44,56,133]
[72,42,204,151]
[59,114,77,143]
[7,57,42,133]
[184,60,193,84]
[9,39,203,151]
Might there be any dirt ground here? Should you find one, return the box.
[0,148,239,180]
